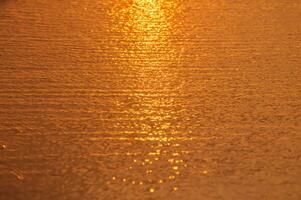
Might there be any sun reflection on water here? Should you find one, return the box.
[107,0,188,193]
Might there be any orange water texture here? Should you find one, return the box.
[0,0,300,199]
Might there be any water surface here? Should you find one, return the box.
[0,0,300,199]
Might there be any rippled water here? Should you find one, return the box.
[0,0,300,199]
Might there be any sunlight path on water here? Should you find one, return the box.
[104,0,191,193]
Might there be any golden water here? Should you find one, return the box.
[0,0,300,199]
